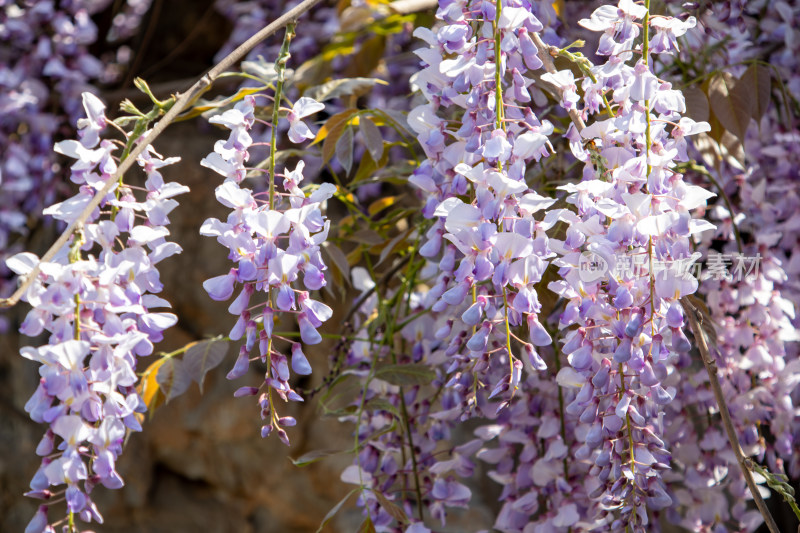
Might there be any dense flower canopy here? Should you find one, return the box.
[1,0,799,532]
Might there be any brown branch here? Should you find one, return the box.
[681,297,781,533]
[1,0,325,309]
[389,0,437,14]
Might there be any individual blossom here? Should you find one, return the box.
[286,96,325,143]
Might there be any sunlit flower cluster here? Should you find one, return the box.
[200,94,334,444]
[9,92,187,532]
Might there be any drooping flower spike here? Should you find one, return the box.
[201,81,331,445]
[10,93,187,531]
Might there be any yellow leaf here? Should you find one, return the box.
[346,248,363,266]
[552,0,564,18]
[322,44,355,62]
[139,358,167,413]
[368,196,398,216]
[312,108,359,146]
[178,86,265,121]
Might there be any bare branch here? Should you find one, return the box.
[389,0,437,14]
[0,0,325,309]
[681,297,781,533]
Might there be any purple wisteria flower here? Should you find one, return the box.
[200,94,333,445]
[531,1,717,529]
[9,92,187,532]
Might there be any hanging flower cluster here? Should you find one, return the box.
[344,0,578,528]
[0,2,105,330]
[0,0,175,334]
[538,2,713,529]
[199,93,334,445]
[409,0,559,408]
[653,1,800,529]
[7,92,188,532]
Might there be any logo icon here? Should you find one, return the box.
[578,251,608,282]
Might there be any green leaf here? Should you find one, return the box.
[373,491,408,524]
[367,195,398,217]
[357,515,377,533]
[306,77,387,103]
[338,5,378,33]
[315,108,358,146]
[156,357,192,403]
[683,86,709,123]
[375,364,436,386]
[322,242,351,286]
[290,449,343,467]
[374,108,411,137]
[318,370,362,411]
[359,117,384,163]
[294,45,351,90]
[183,337,229,393]
[322,113,355,165]
[349,228,385,246]
[362,398,401,419]
[180,85,266,121]
[377,228,412,267]
[316,489,358,533]
[336,126,355,175]
[344,34,386,79]
[708,72,751,143]
[241,59,279,84]
[351,146,388,184]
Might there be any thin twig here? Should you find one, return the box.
[530,32,586,133]
[344,254,412,327]
[0,0,325,310]
[299,254,411,398]
[681,297,781,533]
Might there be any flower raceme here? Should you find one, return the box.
[0,1,163,335]
[401,0,573,526]
[409,0,557,392]
[541,2,713,530]
[7,92,188,532]
[200,94,333,445]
